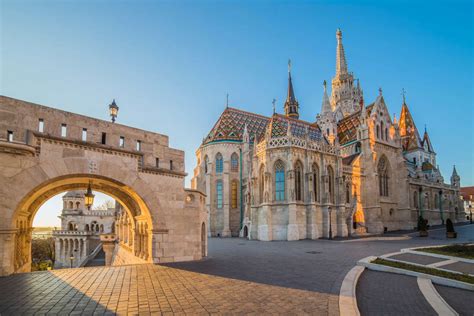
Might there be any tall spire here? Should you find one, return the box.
[335,28,348,76]
[321,80,332,114]
[284,59,299,119]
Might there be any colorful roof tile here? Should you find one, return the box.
[399,102,422,152]
[203,107,269,145]
[337,111,361,145]
[267,114,323,142]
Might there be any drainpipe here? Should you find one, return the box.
[239,148,243,230]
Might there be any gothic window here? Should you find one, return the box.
[215,153,223,174]
[204,155,209,173]
[376,125,380,139]
[295,161,303,201]
[68,201,73,209]
[327,166,335,203]
[216,180,223,209]
[312,164,320,202]
[355,142,361,154]
[231,180,238,208]
[346,183,350,203]
[380,122,384,140]
[275,160,285,201]
[385,128,388,141]
[231,153,239,172]
[259,165,265,203]
[378,156,389,197]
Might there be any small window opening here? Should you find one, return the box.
[61,124,67,137]
[38,119,44,133]
[119,136,124,148]
[82,128,87,141]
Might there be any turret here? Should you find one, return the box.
[451,165,460,188]
[284,60,299,119]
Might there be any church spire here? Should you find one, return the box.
[321,80,332,114]
[335,28,348,76]
[284,59,299,119]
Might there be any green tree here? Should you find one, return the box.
[31,237,55,271]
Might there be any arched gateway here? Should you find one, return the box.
[0,96,207,276]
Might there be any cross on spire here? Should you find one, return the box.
[401,88,406,104]
[226,93,229,108]
[378,87,383,96]
[272,98,276,114]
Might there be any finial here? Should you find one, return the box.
[226,93,229,108]
[288,59,291,73]
[272,98,276,114]
[378,87,383,96]
[401,88,406,104]
[336,28,342,39]
[323,80,327,89]
[424,124,427,133]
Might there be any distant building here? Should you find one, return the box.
[460,187,474,219]
[53,191,117,268]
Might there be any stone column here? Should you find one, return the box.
[222,171,231,237]
[100,234,116,266]
[205,172,212,237]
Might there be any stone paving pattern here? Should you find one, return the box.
[356,270,436,316]
[434,284,473,316]
[389,253,446,265]
[0,264,332,315]
[440,261,474,275]
[0,224,472,315]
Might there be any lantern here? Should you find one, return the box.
[84,181,95,210]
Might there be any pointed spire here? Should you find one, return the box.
[284,59,299,119]
[321,80,332,114]
[335,28,348,76]
[452,165,458,177]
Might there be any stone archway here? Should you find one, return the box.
[9,174,155,274]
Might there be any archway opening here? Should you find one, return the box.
[12,174,154,274]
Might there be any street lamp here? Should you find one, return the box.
[69,253,74,268]
[328,208,333,240]
[469,204,472,224]
[109,99,119,123]
[84,181,95,210]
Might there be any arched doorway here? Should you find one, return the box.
[243,225,248,238]
[10,174,154,274]
[201,222,206,258]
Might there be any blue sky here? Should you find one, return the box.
[2,0,473,226]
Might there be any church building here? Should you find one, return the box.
[192,29,464,241]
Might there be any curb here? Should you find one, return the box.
[357,256,474,292]
[417,277,458,316]
[339,265,364,316]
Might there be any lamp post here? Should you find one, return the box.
[328,208,333,240]
[84,181,95,210]
[109,99,119,123]
[69,253,74,269]
[439,190,444,225]
[469,204,472,224]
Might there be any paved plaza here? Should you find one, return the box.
[0,224,472,315]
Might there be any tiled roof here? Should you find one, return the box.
[421,161,435,171]
[203,107,269,144]
[460,187,474,202]
[267,114,324,142]
[399,103,422,152]
[337,111,361,145]
[63,191,84,198]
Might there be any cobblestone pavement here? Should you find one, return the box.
[0,224,472,315]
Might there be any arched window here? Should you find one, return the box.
[274,160,285,201]
[380,121,384,140]
[68,222,74,231]
[68,201,73,209]
[100,224,104,233]
[294,162,303,201]
[385,128,388,141]
[216,180,223,208]
[355,142,361,154]
[346,183,350,203]
[312,164,320,202]
[259,165,265,203]
[76,201,80,209]
[378,157,389,197]
[231,180,238,208]
[376,125,380,139]
[327,166,335,203]
[215,153,223,173]
[85,224,89,231]
[413,191,418,208]
[231,153,239,172]
[204,155,209,173]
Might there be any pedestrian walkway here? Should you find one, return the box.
[84,249,106,267]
